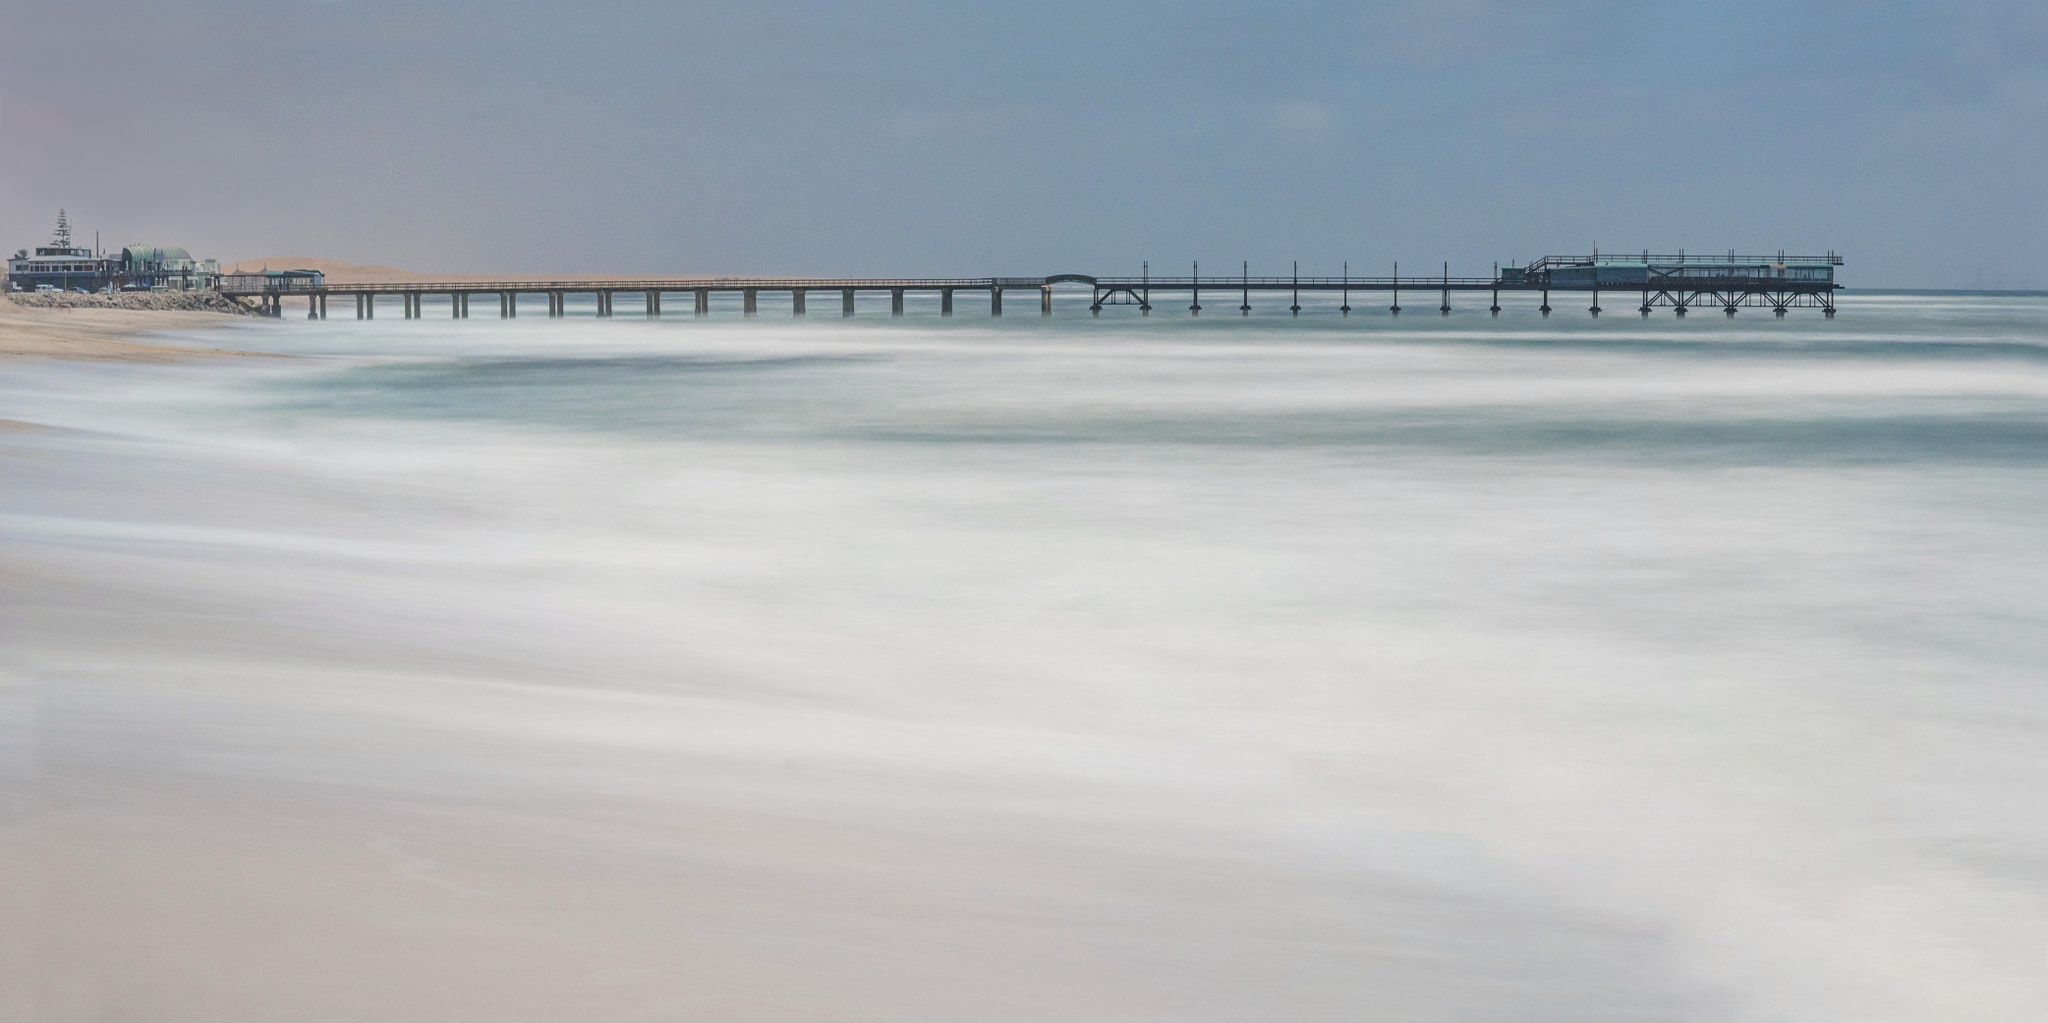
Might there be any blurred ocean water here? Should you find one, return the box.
[3,292,2045,1022]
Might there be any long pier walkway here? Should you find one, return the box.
[222,253,1843,321]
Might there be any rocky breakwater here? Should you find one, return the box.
[6,290,258,315]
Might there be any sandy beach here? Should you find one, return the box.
[0,296,271,366]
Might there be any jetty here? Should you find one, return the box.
[220,252,1842,320]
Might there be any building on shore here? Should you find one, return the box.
[118,245,221,291]
[7,210,115,292]
[7,211,220,293]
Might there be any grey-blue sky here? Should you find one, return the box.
[3,1,2042,287]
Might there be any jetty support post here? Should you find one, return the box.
[1540,285,1550,316]
[1440,262,1451,315]
[1190,261,1201,316]
[841,289,855,317]
[1390,262,1400,315]
[1291,261,1301,316]
[991,287,1002,317]
[509,292,519,318]
[743,289,758,317]
[891,288,905,316]
[940,287,953,317]
[1590,284,1601,316]
[647,291,660,317]
[308,294,319,320]
[1041,285,1052,317]
[1240,261,1251,316]
[694,289,709,316]
[792,289,806,316]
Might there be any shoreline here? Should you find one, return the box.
[0,295,278,365]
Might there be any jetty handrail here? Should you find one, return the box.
[218,276,1082,295]
[1093,275,1500,287]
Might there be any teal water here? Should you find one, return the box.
[4,293,2046,1022]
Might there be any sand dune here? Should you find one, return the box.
[221,258,815,285]
[220,257,423,284]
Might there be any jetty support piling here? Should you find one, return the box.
[792,289,806,316]
[891,288,905,316]
[941,287,953,316]
[1041,286,1052,317]
[841,289,855,317]
[992,288,1003,317]
[647,291,660,317]
[743,289,758,317]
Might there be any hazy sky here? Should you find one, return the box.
[3,1,2043,287]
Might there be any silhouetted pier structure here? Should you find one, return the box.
[221,252,1841,321]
